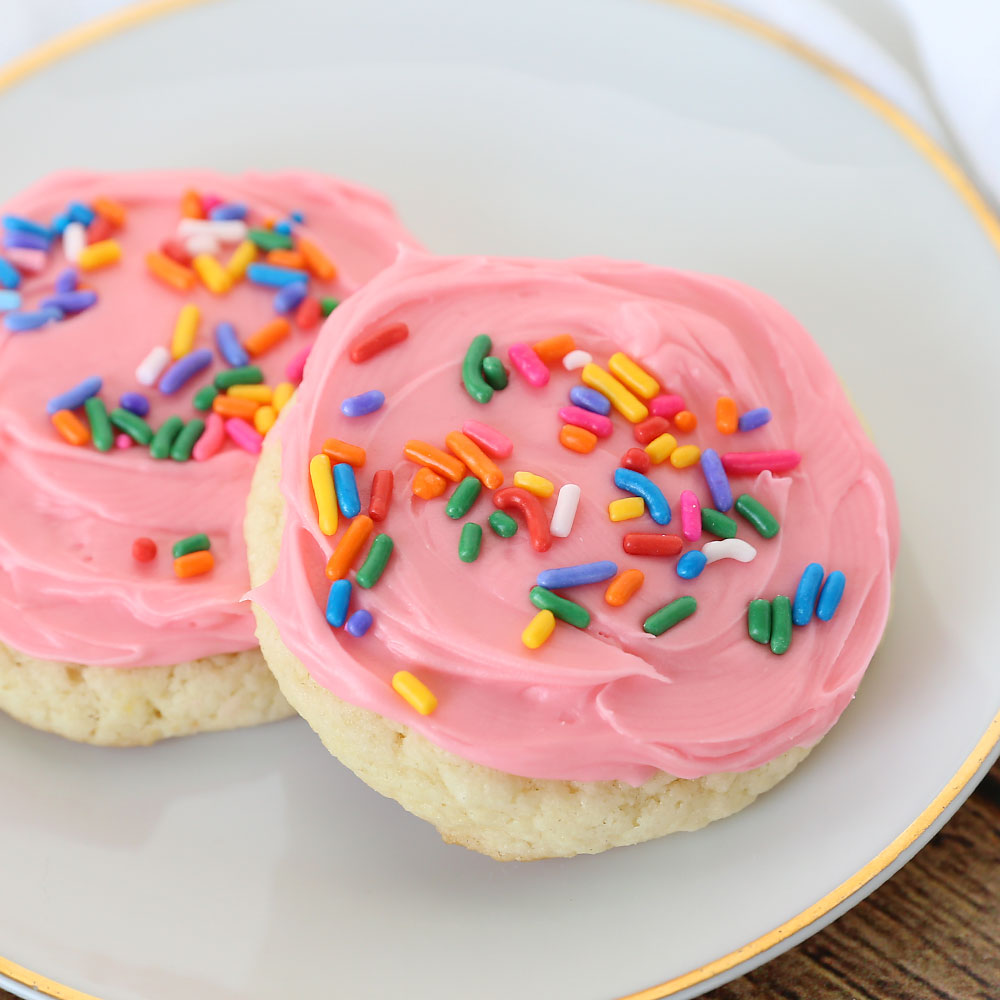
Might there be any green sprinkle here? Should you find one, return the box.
[748,599,771,644]
[462,334,494,404]
[172,533,211,558]
[150,416,184,459]
[214,365,263,390]
[446,476,482,520]
[529,586,590,628]
[734,494,780,539]
[109,407,153,445]
[643,596,697,636]
[84,397,113,452]
[770,596,792,654]
[458,522,482,563]
[488,510,518,537]
[247,227,293,251]
[481,356,508,390]
[356,534,394,589]
[193,385,218,411]
[170,418,205,461]
[320,297,340,317]
[700,508,738,538]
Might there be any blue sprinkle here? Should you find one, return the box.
[40,290,97,314]
[67,202,95,226]
[4,230,49,251]
[119,392,150,417]
[816,571,846,622]
[613,468,671,525]
[676,550,707,579]
[208,202,248,221]
[46,375,102,415]
[536,560,617,589]
[0,258,22,289]
[50,212,72,236]
[158,348,213,395]
[344,608,373,637]
[792,563,825,626]
[55,268,78,293]
[569,386,611,415]
[290,210,305,224]
[333,463,361,518]
[341,390,385,417]
[4,308,59,332]
[273,220,293,235]
[325,579,352,628]
[0,290,21,312]
[699,448,733,512]
[738,407,772,432]
[2,214,51,239]
[273,281,308,315]
[246,262,309,287]
[214,321,249,367]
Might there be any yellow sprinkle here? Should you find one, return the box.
[253,405,276,435]
[170,303,200,359]
[645,432,678,464]
[76,239,121,271]
[392,671,437,715]
[670,444,702,468]
[272,381,295,412]
[580,363,648,423]
[608,497,645,522]
[227,384,273,403]
[513,470,554,498]
[309,453,338,535]
[522,610,556,649]
[608,351,660,399]
[192,253,232,295]
[226,239,257,281]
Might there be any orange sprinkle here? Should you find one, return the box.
[298,237,337,281]
[145,251,195,291]
[559,424,597,454]
[50,409,90,446]
[92,196,126,229]
[244,318,291,357]
[212,395,259,420]
[180,189,204,219]
[412,467,448,499]
[266,249,305,269]
[403,440,465,482]
[716,397,738,434]
[325,515,374,581]
[174,550,215,578]
[604,568,645,607]
[532,334,575,364]
[674,410,698,433]
[322,438,366,467]
[444,431,504,489]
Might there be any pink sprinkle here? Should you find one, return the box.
[200,193,223,213]
[461,419,513,459]
[721,450,801,475]
[286,344,312,383]
[558,405,613,438]
[115,433,133,449]
[192,412,225,461]
[507,342,549,388]
[650,394,685,419]
[225,417,263,454]
[7,247,47,274]
[680,489,701,541]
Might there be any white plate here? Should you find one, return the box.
[1,2,999,998]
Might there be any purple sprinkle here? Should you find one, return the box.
[344,609,373,637]
[40,290,97,314]
[3,230,50,252]
[120,391,150,417]
[700,448,733,513]
[340,390,385,417]
[158,348,213,395]
[208,202,248,221]
[55,267,78,293]
[738,407,772,432]
[46,375,102,415]
[4,307,62,332]
[214,321,248,367]
[273,281,308,315]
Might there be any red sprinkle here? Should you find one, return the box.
[349,322,409,363]
[493,487,552,553]
[634,416,670,445]
[621,448,651,473]
[161,238,193,266]
[369,470,394,522]
[622,533,683,556]
[650,394,685,419]
[295,295,322,331]
[87,216,115,244]
[721,450,801,475]
[132,537,157,562]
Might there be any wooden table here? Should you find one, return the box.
[3,762,998,999]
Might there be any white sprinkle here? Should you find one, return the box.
[183,232,221,257]
[550,483,581,538]
[135,345,171,386]
[62,221,86,263]
[176,218,247,244]
[702,538,757,564]
[562,349,593,371]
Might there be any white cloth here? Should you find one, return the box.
[1,0,997,202]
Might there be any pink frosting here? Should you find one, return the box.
[252,252,899,784]
[0,171,419,666]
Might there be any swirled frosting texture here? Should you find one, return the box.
[254,252,898,783]
[0,171,419,666]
